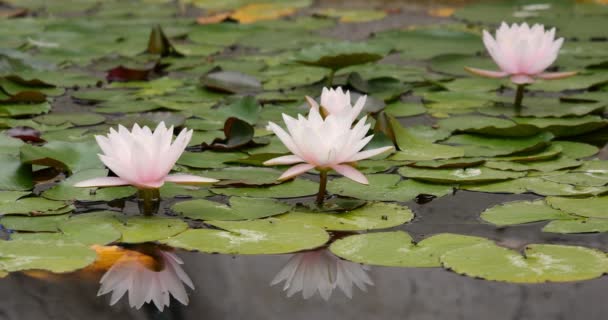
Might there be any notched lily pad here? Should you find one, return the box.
[0,239,96,273]
[441,243,608,283]
[330,231,492,267]
[481,200,573,226]
[279,202,414,231]
[161,219,329,255]
[398,166,526,184]
[172,197,291,221]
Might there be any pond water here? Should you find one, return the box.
[1,0,608,319]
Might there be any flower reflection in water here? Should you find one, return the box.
[94,245,193,311]
[271,249,373,300]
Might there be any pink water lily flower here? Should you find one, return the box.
[98,250,194,311]
[305,86,365,122]
[466,22,576,84]
[75,122,217,189]
[271,249,373,300]
[264,107,393,184]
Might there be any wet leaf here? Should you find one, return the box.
[398,166,526,184]
[330,232,492,267]
[294,41,388,70]
[201,70,262,94]
[161,219,329,255]
[20,141,103,174]
[543,218,608,234]
[0,154,33,191]
[481,200,573,226]
[211,178,318,198]
[546,196,608,219]
[172,197,291,221]
[441,243,608,283]
[388,116,464,161]
[279,202,414,231]
[41,169,136,202]
[0,239,96,273]
[327,174,453,202]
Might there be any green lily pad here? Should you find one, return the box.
[441,243,608,283]
[553,141,599,159]
[279,202,414,231]
[481,200,573,226]
[294,41,388,70]
[409,158,485,169]
[398,166,526,184]
[20,141,103,174]
[512,116,606,137]
[330,231,492,267]
[159,183,212,199]
[112,215,189,243]
[172,197,291,221]
[546,196,608,219]
[177,151,246,169]
[463,177,608,197]
[543,218,608,234]
[0,154,33,191]
[0,239,96,273]
[491,144,562,162]
[444,132,554,157]
[0,214,69,232]
[161,219,329,255]
[202,167,288,186]
[211,178,318,198]
[388,116,464,161]
[485,156,581,172]
[542,172,608,187]
[33,112,105,126]
[328,174,453,202]
[42,169,136,201]
[0,197,71,216]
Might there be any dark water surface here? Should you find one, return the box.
[2,190,607,320]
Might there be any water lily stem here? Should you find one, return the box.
[137,188,160,216]
[316,170,328,206]
[514,84,525,114]
[327,70,335,87]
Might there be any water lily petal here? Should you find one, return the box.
[278,163,315,181]
[537,71,577,80]
[165,174,218,184]
[464,67,509,78]
[331,164,368,184]
[74,176,130,187]
[511,74,535,84]
[264,155,304,166]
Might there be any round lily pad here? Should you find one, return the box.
[294,41,388,70]
[327,174,453,202]
[0,239,96,273]
[543,218,608,234]
[330,231,492,267]
[546,196,608,219]
[444,132,554,157]
[42,169,137,202]
[398,166,526,184]
[279,202,414,231]
[481,200,573,226]
[161,219,329,255]
[211,178,318,198]
[0,197,71,216]
[0,214,69,232]
[485,156,581,172]
[441,243,608,283]
[172,197,291,221]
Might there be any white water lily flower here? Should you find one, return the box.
[74,122,217,189]
[98,250,194,311]
[263,107,393,184]
[466,22,576,84]
[305,87,365,122]
[271,249,373,300]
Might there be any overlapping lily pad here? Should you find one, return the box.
[161,219,329,255]
[441,243,608,283]
[279,202,414,231]
[172,197,291,221]
[330,231,492,267]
